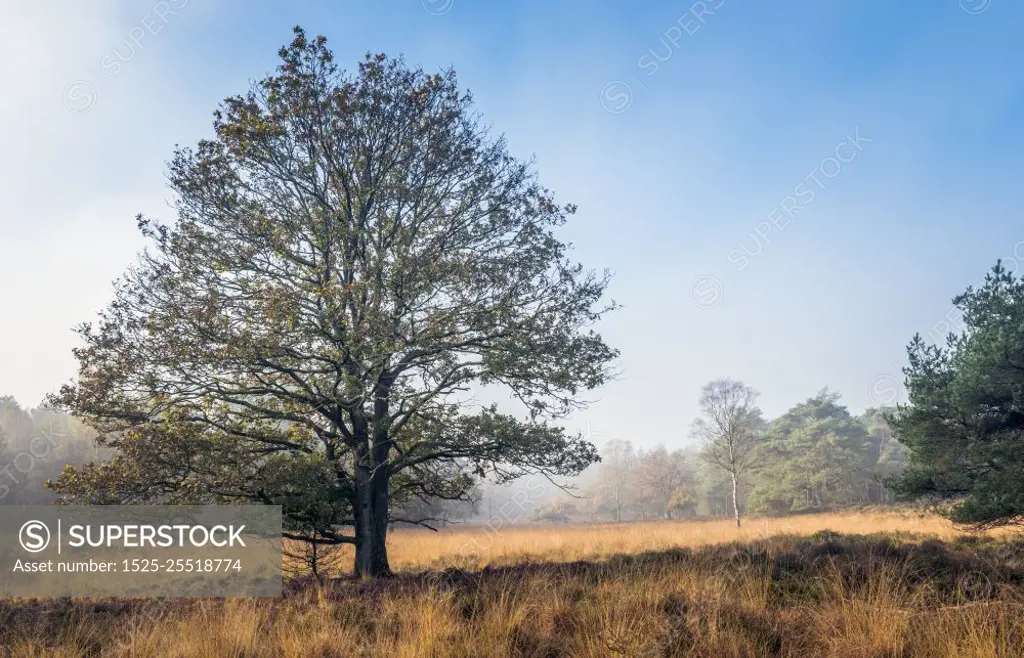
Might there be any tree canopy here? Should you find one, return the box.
[747,389,875,514]
[49,28,618,577]
[890,261,1024,528]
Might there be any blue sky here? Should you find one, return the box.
[1,0,1022,448]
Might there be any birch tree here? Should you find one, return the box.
[691,379,763,527]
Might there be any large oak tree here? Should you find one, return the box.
[50,29,617,578]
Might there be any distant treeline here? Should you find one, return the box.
[479,390,907,525]
[0,389,904,524]
[0,396,105,504]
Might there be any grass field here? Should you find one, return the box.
[2,511,1024,657]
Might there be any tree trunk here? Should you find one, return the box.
[731,472,741,528]
[352,380,395,579]
[353,460,392,579]
[310,538,322,585]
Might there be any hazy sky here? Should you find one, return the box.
[2,0,1022,449]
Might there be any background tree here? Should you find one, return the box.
[860,407,908,504]
[691,379,763,527]
[636,445,691,519]
[667,484,698,518]
[531,497,578,523]
[693,456,741,517]
[891,261,1024,528]
[0,397,100,505]
[0,425,7,501]
[391,480,480,528]
[49,29,617,578]
[0,396,35,443]
[747,390,874,514]
[746,398,906,514]
[593,439,637,522]
[580,493,604,522]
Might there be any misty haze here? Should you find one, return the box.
[2,1,1023,656]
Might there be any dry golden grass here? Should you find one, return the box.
[378,508,986,571]
[2,510,1023,657]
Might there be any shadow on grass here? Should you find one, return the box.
[2,531,1023,654]
[275,531,1024,606]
